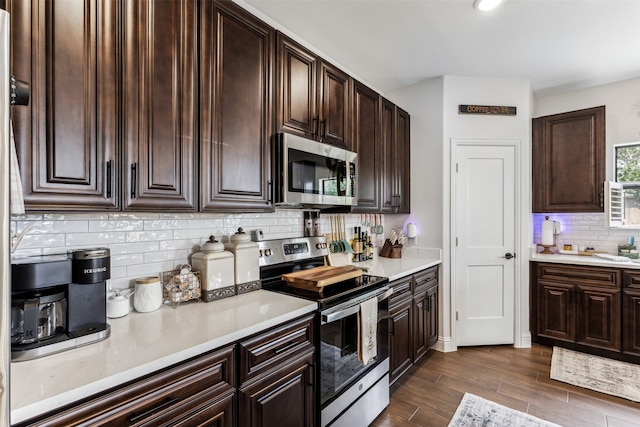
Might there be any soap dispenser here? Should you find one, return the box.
[192,236,236,301]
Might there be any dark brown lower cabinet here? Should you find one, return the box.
[388,266,439,385]
[532,262,632,361]
[237,313,316,427]
[15,313,316,427]
[389,277,413,383]
[14,345,236,427]
[238,351,315,427]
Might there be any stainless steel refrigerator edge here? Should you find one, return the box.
[0,9,10,426]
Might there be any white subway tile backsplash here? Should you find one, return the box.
[18,234,66,249]
[126,230,173,243]
[144,219,189,231]
[111,254,144,267]
[66,232,127,246]
[89,220,144,232]
[533,212,640,254]
[10,211,384,295]
[126,261,179,278]
[143,249,189,264]
[10,210,308,290]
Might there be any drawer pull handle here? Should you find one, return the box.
[275,341,300,355]
[129,396,180,423]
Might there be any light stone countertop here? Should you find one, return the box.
[10,290,317,424]
[530,252,640,269]
[353,247,442,281]
[10,248,442,424]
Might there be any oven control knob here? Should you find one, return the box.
[316,243,324,250]
[264,248,273,256]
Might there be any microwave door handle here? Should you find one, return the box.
[321,288,393,324]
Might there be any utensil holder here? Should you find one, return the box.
[379,239,403,258]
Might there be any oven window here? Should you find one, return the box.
[319,302,388,406]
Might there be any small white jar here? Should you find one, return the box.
[134,276,163,312]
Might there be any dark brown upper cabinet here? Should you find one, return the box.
[352,80,381,212]
[122,0,198,211]
[200,0,274,212]
[532,106,606,213]
[8,0,120,210]
[381,99,410,213]
[276,33,351,149]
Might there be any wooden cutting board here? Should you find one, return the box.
[282,265,362,289]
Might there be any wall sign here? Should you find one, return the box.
[458,104,517,116]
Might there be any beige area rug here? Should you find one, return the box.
[448,393,561,427]
[550,346,640,402]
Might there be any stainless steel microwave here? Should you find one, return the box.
[274,133,357,207]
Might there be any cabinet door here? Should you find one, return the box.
[122,0,197,210]
[9,0,119,210]
[576,285,621,351]
[389,294,412,384]
[200,0,274,211]
[318,61,350,149]
[395,106,411,213]
[238,351,315,427]
[276,32,317,139]
[532,106,605,212]
[380,98,396,213]
[352,80,380,212]
[537,280,575,342]
[623,289,640,356]
[412,289,429,362]
[426,284,438,349]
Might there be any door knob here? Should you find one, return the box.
[502,253,515,260]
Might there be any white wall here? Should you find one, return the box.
[391,76,533,351]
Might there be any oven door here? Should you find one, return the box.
[319,286,392,408]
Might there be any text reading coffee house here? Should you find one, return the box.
[2,0,640,426]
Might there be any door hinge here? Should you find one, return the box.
[456,311,459,321]
[456,163,459,173]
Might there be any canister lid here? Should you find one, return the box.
[135,276,160,285]
[229,227,251,244]
[202,235,225,252]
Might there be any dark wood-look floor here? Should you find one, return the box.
[371,344,640,427]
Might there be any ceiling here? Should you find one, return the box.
[242,0,640,96]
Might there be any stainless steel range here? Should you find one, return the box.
[258,236,391,427]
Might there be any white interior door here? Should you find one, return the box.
[454,142,516,346]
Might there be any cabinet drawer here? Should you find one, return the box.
[239,313,315,385]
[414,266,438,292]
[537,263,620,288]
[20,345,235,427]
[623,270,640,289]
[389,276,412,308]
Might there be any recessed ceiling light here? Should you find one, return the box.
[473,0,503,11]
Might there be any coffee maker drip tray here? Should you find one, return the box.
[11,323,111,362]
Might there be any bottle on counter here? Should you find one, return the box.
[352,226,363,262]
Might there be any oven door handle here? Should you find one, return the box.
[321,287,393,324]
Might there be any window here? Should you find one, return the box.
[606,143,640,227]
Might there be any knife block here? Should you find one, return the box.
[379,239,403,258]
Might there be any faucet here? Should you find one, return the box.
[11,225,33,253]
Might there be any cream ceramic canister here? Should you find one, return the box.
[134,276,163,312]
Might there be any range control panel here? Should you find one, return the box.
[257,236,328,266]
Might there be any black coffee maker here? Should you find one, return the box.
[11,248,111,361]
